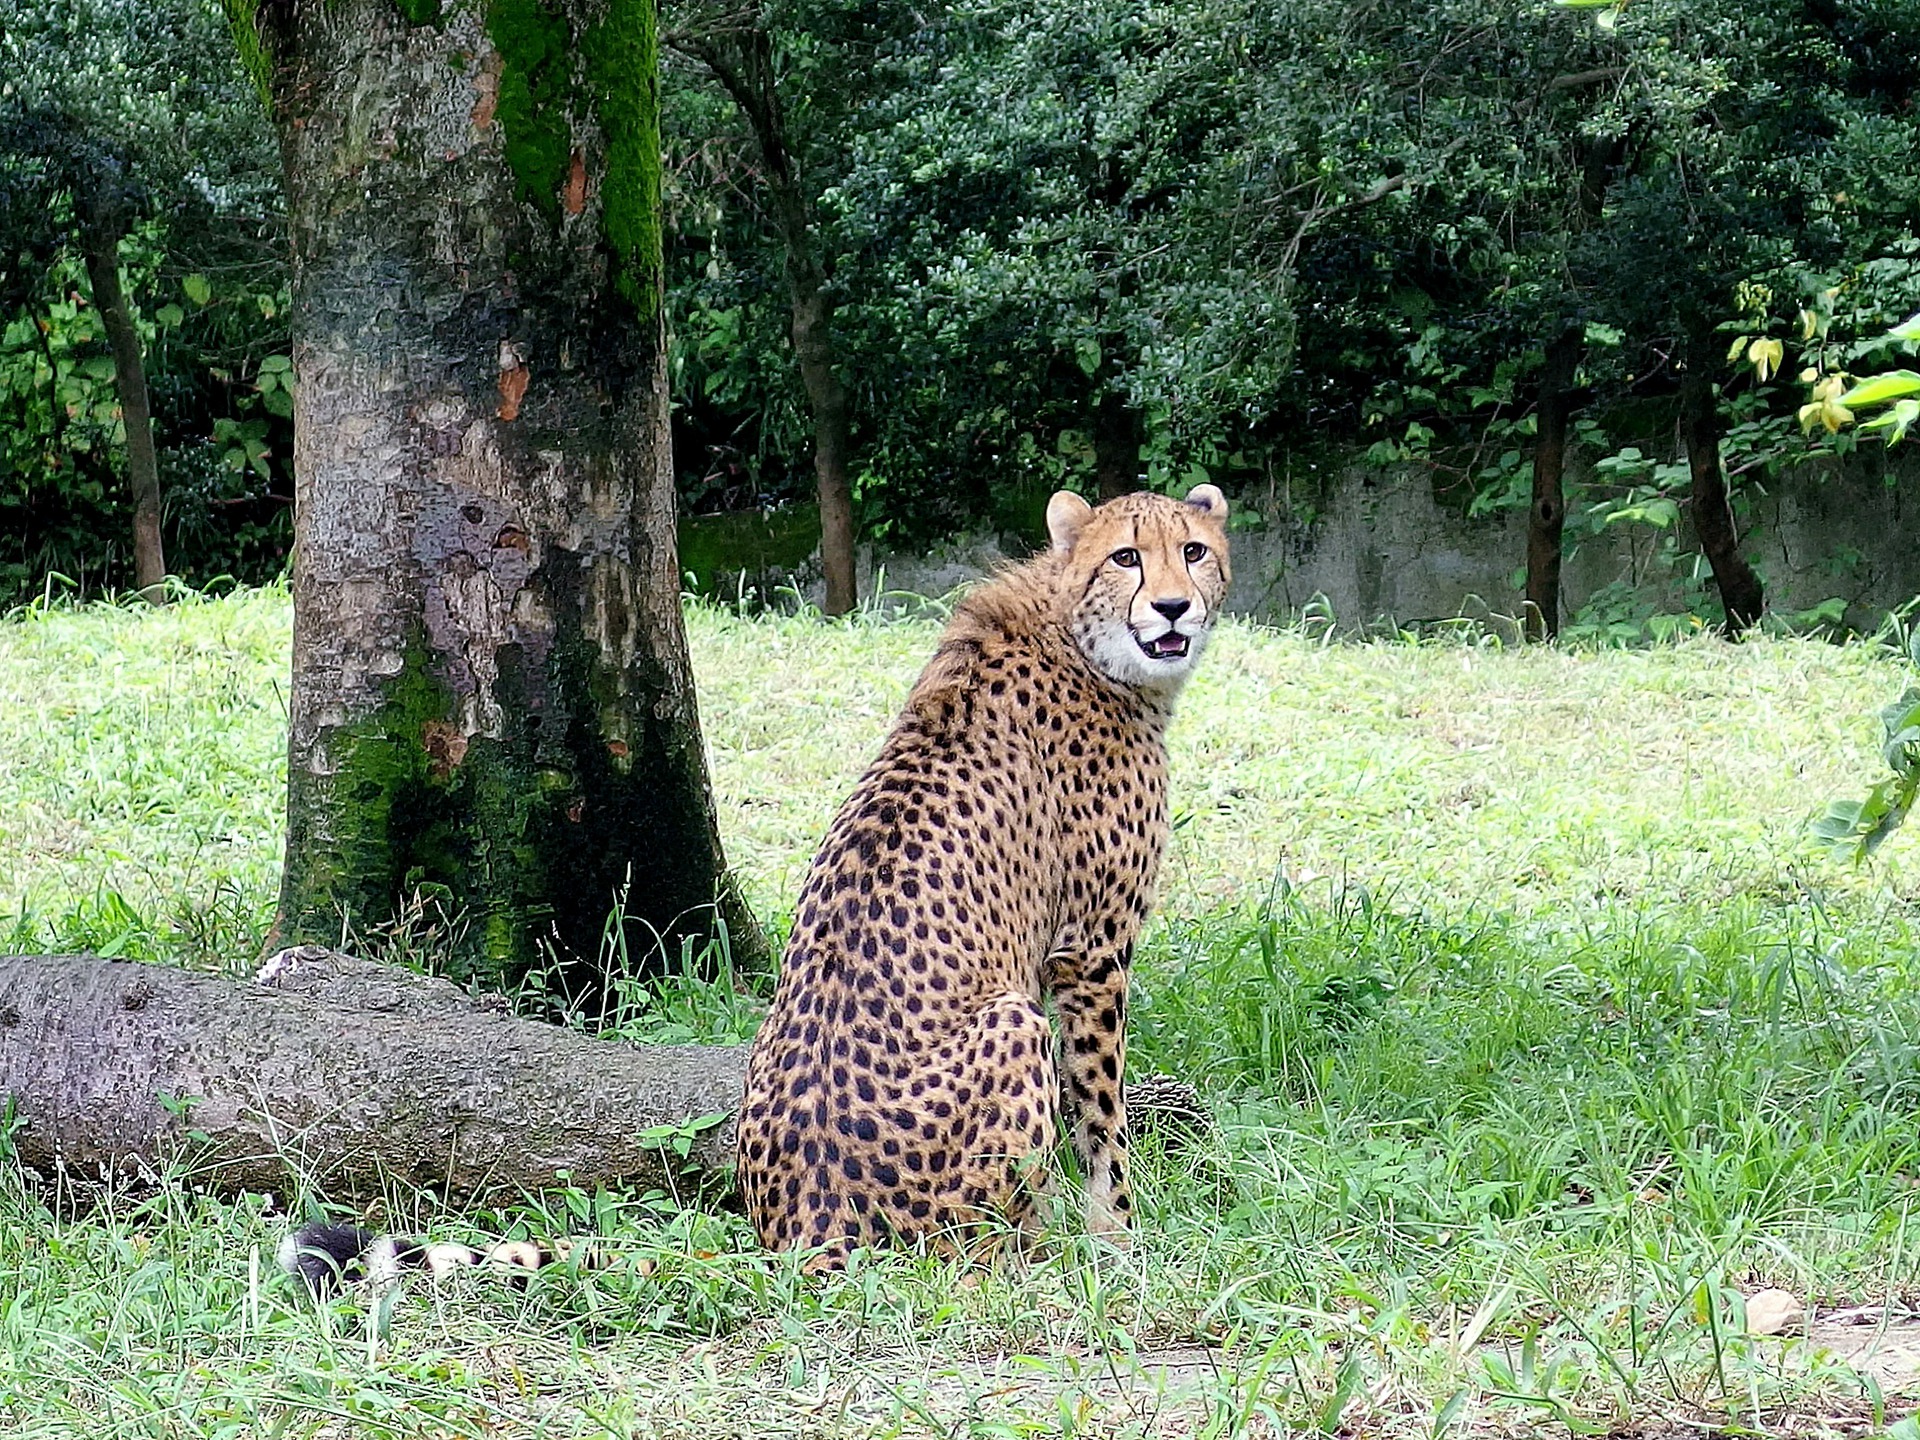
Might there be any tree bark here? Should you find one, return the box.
[1091,390,1140,501]
[236,0,768,999]
[678,31,856,617]
[1524,327,1581,641]
[0,950,748,1203]
[1680,346,1765,637]
[77,209,167,604]
[0,950,1209,1204]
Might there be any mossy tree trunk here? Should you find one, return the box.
[234,0,768,1000]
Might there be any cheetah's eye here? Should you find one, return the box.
[1183,542,1208,564]
[1110,548,1140,569]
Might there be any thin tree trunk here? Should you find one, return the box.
[1525,327,1581,641]
[1680,348,1764,637]
[680,32,856,616]
[1520,136,1617,641]
[1092,391,1139,501]
[0,950,746,1203]
[236,0,768,1002]
[793,284,856,618]
[78,214,166,604]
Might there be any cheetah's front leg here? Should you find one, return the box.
[1052,960,1133,1244]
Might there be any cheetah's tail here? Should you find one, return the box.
[278,1222,604,1297]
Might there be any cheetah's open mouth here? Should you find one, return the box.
[1138,632,1191,661]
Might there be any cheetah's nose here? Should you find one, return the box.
[1151,598,1191,622]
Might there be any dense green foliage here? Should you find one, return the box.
[665,0,1920,557]
[0,0,289,600]
[4,0,1918,610]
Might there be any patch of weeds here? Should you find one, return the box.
[11,884,166,961]
[506,881,767,1044]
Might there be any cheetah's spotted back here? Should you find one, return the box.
[736,485,1230,1265]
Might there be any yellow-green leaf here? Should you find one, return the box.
[1837,370,1920,409]
[1860,398,1919,445]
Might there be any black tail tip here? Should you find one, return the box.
[277,1221,395,1296]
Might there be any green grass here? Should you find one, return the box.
[4,587,1920,1437]
[0,584,289,969]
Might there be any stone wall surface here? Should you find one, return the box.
[683,453,1920,633]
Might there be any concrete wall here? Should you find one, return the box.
[700,452,1920,634]
[1214,455,1920,634]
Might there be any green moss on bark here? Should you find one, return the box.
[487,0,572,214]
[478,0,662,308]
[279,634,564,992]
[280,587,734,997]
[216,0,275,112]
[279,636,449,953]
[586,0,663,311]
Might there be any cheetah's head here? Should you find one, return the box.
[1046,484,1231,693]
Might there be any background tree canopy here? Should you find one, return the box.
[5,0,1918,618]
[0,0,287,598]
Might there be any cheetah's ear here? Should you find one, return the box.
[1184,483,1227,521]
[1046,491,1094,555]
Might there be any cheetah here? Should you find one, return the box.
[736,483,1231,1267]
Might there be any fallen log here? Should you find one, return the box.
[0,948,1211,1211]
[0,948,749,1204]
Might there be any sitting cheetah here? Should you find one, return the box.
[736,484,1231,1267]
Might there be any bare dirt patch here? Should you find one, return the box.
[858,1322,1920,1440]
[1810,1313,1920,1396]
